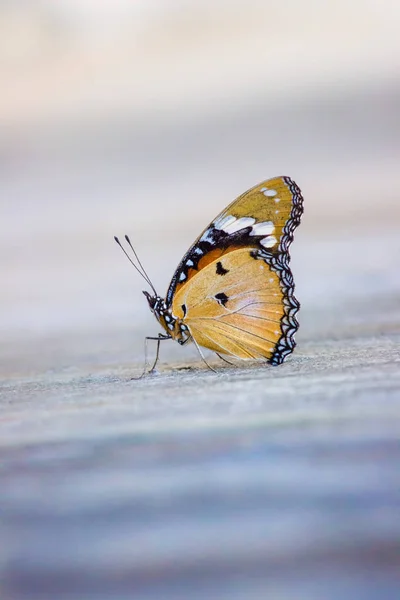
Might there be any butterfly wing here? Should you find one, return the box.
[167,176,303,364]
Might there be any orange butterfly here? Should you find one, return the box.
[115,176,303,372]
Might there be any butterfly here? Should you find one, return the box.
[115,176,303,373]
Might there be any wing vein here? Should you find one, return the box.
[192,318,278,346]
[217,301,282,323]
[189,323,264,360]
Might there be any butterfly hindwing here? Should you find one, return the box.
[172,248,287,361]
[167,176,303,365]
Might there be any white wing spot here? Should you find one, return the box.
[179,272,186,282]
[213,214,236,230]
[275,197,281,203]
[223,216,255,234]
[186,259,194,267]
[275,209,279,214]
[263,189,277,197]
[260,235,278,248]
[194,247,203,255]
[260,187,267,192]
[250,221,275,236]
[167,323,174,331]
[200,228,214,242]
[269,278,274,283]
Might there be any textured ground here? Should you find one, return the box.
[2,357,400,600]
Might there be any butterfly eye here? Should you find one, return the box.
[143,290,157,311]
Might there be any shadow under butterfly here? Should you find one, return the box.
[115,176,304,375]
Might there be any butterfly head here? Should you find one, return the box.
[143,290,167,317]
[143,290,174,332]
[143,290,190,344]
[142,290,160,312]
[114,235,191,346]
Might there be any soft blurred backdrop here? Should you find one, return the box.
[1,0,399,371]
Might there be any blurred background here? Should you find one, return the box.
[2,4,400,600]
[1,0,400,373]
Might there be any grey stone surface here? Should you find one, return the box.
[1,330,400,600]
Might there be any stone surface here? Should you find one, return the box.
[2,321,400,600]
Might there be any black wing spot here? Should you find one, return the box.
[215,292,229,307]
[181,304,187,317]
[216,261,229,275]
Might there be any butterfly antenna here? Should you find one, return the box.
[124,235,157,294]
[124,234,158,296]
[114,236,157,296]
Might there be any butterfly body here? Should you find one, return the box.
[141,175,304,367]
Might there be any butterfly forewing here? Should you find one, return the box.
[166,176,302,303]
[207,175,299,248]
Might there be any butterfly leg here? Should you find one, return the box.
[132,333,170,379]
[147,333,171,374]
[192,337,217,373]
[216,352,236,367]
